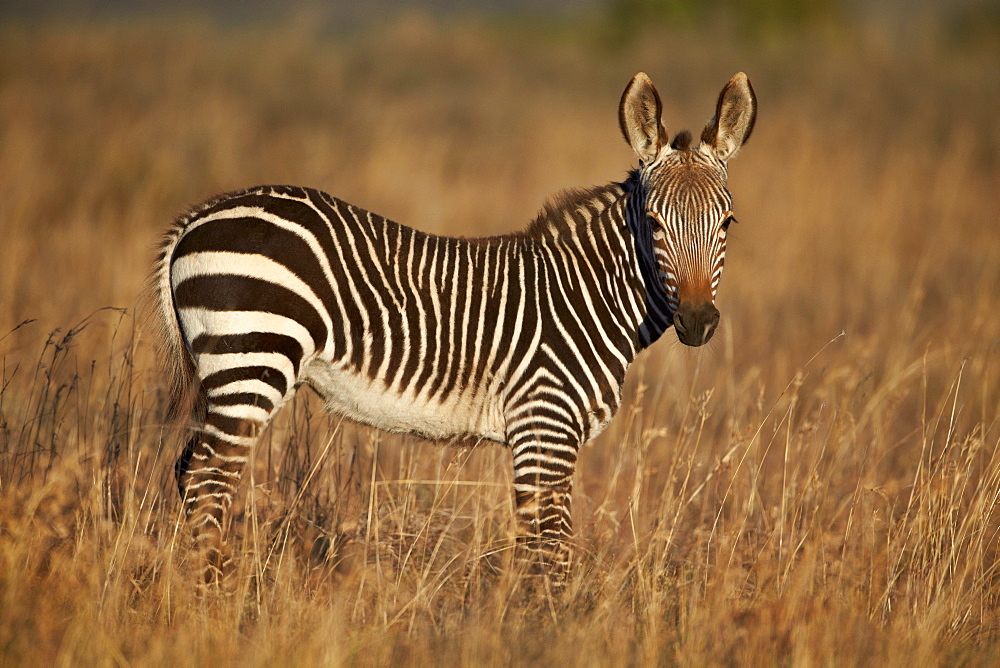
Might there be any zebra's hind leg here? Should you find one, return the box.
[509,433,579,593]
[176,408,265,591]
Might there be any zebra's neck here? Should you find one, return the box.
[524,172,674,355]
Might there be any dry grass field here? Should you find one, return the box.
[1,7,999,665]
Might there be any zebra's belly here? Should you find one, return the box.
[302,360,507,444]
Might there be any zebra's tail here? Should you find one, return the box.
[147,215,202,425]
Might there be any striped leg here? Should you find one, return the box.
[176,362,290,589]
[508,420,580,589]
[176,407,268,589]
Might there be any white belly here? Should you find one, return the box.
[302,360,507,443]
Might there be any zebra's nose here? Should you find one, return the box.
[673,302,720,346]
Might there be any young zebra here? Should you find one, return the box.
[154,72,756,589]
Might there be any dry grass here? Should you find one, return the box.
[1,10,999,665]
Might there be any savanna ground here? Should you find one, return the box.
[1,3,999,664]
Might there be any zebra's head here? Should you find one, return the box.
[619,72,757,347]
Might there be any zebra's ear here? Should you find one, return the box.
[619,72,668,164]
[701,72,757,162]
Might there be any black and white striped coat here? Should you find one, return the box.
[155,72,757,587]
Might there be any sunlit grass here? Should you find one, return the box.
[1,12,998,665]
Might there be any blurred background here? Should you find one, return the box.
[0,1,998,663]
[1,0,998,340]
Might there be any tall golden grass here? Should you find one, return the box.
[1,11,998,665]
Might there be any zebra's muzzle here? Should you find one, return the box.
[673,302,720,346]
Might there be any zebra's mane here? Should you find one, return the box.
[525,179,632,240]
[525,132,704,240]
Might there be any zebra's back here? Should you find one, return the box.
[160,184,519,443]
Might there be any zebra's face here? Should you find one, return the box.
[619,71,756,347]
[645,154,733,346]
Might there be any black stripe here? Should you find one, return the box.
[439,241,474,400]
[469,245,498,392]
[502,248,539,377]
[206,411,259,438]
[514,467,575,485]
[461,243,490,389]
[190,332,304,375]
[175,274,326,353]
[427,238,458,399]
[399,231,428,390]
[510,407,582,439]
[383,224,412,386]
[209,392,275,414]
[414,236,441,392]
[201,365,288,398]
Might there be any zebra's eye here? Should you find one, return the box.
[721,213,737,230]
[648,212,667,241]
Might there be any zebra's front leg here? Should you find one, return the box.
[509,430,580,589]
[176,409,262,590]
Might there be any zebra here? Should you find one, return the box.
[154,72,757,589]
